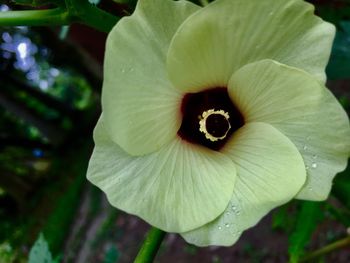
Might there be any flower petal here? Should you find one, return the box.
[182,122,306,246]
[228,60,350,201]
[87,116,237,232]
[167,0,334,92]
[102,0,200,156]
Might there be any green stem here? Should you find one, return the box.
[0,0,119,33]
[300,236,350,262]
[0,8,71,27]
[134,227,166,263]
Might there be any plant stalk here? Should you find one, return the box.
[300,236,350,262]
[134,227,166,263]
[0,8,71,27]
[0,0,119,33]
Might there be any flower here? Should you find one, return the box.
[86,0,350,246]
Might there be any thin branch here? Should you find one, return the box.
[134,227,166,263]
[300,236,350,262]
[0,8,71,27]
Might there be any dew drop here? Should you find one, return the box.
[303,145,308,151]
[121,68,126,73]
[232,205,237,211]
[236,210,241,215]
[311,163,317,169]
[312,154,317,159]
[225,223,230,228]
[218,226,222,230]
[308,186,313,191]
[305,165,310,170]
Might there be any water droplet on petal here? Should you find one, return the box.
[312,154,317,159]
[312,163,317,169]
[218,226,222,230]
[225,223,230,228]
[305,165,310,170]
[303,145,308,151]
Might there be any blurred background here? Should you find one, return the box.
[0,0,349,262]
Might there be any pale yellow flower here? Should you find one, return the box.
[87,0,350,246]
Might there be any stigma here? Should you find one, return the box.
[199,109,231,142]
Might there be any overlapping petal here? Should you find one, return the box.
[87,116,237,233]
[102,0,200,156]
[167,0,335,92]
[228,60,350,201]
[182,122,306,246]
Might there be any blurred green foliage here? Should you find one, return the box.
[41,146,90,254]
[333,165,350,210]
[103,246,120,263]
[288,202,324,263]
[0,0,349,262]
[327,22,350,80]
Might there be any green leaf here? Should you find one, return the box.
[326,203,350,228]
[327,21,350,80]
[288,201,324,263]
[332,162,350,209]
[272,203,295,231]
[28,233,53,263]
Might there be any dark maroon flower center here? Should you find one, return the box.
[177,87,244,151]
